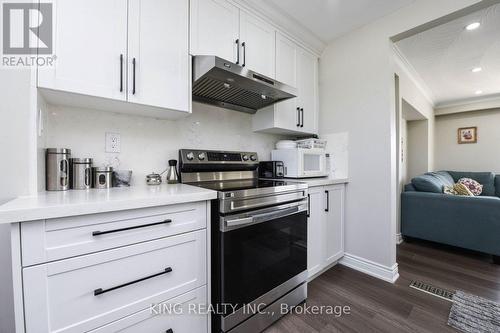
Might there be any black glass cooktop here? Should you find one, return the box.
[187,179,298,192]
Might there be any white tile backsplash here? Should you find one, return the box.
[44,102,284,186]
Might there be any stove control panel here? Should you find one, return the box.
[179,149,258,164]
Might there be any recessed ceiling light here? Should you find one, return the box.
[475,90,483,95]
[472,67,482,73]
[466,22,481,30]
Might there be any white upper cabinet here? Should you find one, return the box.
[239,11,276,78]
[38,0,191,118]
[190,0,240,63]
[253,32,319,135]
[275,32,297,87]
[38,0,128,101]
[190,0,276,78]
[128,0,190,112]
[297,48,318,134]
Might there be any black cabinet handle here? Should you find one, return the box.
[166,329,173,333]
[300,108,304,128]
[92,219,172,236]
[94,267,173,296]
[119,54,123,92]
[242,42,246,67]
[235,39,240,64]
[132,57,136,95]
[325,190,329,212]
[296,107,300,127]
[307,194,311,218]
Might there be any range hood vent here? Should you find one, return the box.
[192,56,297,114]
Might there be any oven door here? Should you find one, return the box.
[219,200,308,331]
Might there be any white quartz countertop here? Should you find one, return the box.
[0,184,217,224]
[283,177,349,187]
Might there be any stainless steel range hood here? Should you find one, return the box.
[192,56,297,114]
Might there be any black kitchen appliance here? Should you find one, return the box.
[258,161,284,179]
[179,149,308,333]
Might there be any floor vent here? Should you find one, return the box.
[409,280,455,301]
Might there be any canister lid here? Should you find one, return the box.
[92,166,113,172]
[46,148,71,154]
[70,158,93,164]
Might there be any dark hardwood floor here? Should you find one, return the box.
[264,240,500,332]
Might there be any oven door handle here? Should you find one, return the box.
[224,204,307,230]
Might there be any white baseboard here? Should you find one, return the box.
[396,233,403,245]
[339,253,399,283]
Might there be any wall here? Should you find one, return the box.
[407,119,430,179]
[318,0,478,273]
[435,108,500,173]
[42,102,284,186]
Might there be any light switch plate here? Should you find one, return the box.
[105,132,121,153]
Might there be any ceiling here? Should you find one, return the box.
[395,4,500,106]
[265,0,415,43]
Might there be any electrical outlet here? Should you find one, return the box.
[105,132,121,153]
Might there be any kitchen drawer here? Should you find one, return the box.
[88,286,208,333]
[21,201,207,266]
[23,230,207,333]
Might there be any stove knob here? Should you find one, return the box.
[242,155,249,161]
[250,155,257,161]
[186,152,194,161]
[198,153,206,160]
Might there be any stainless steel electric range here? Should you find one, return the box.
[179,149,308,333]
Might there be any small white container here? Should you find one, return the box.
[276,140,297,149]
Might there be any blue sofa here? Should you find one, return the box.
[401,171,500,263]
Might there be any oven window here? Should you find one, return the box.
[303,153,321,172]
[221,211,307,312]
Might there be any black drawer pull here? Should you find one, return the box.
[325,190,330,212]
[235,39,240,64]
[92,219,172,236]
[119,54,123,92]
[132,57,136,95]
[307,194,311,218]
[94,267,173,296]
[166,329,173,333]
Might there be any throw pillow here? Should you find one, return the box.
[458,178,483,196]
[443,183,474,196]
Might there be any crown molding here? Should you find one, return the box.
[231,0,326,56]
[435,93,500,115]
[392,44,436,107]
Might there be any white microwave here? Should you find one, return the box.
[271,148,328,178]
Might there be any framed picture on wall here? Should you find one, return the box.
[458,127,477,144]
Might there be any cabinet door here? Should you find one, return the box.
[275,32,297,87]
[239,11,275,78]
[324,185,345,265]
[190,0,240,62]
[274,32,299,130]
[297,48,318,134]
[307,187,324,278]
[128,0,190,112]
[38,0,127,101]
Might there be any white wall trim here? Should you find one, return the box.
[340,253,400,284]
[396,233,403,245]
[392,45,435,107]
[435,94,500,115]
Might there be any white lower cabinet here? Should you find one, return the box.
[307,184,345,278]
[21,201,210,333]
[88,286,208,333]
